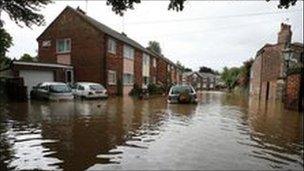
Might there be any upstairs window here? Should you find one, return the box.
[143,53,150,66]
[56,39,71,53]
[108,38,116,54]
[123,45,134,60]
[153,58,157,67]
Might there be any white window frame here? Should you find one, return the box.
[153,58,157,67]
[108,70,117,85]
[56,38,71,53]
[123,73,134,85]
[123,45,134,60]
[143,53,150,66]
[107,38,116,54]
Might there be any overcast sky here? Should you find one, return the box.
[2,0,303,71]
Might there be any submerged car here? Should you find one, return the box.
[167,85,197,104]
[30,82,74,100]
[72,82,108,99]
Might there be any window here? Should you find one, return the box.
[153,58,157,67]
[77,85,85,91]
[143,53,150,66]
[108,38,116,54]
[123,45,134,59]
[123,73,134,85]
[167,65,170,71]
[108,70,117,85]
[56,39,71,53]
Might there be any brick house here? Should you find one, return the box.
[249,23,303,108]
[37,6,182,95]
[183,71,218,90]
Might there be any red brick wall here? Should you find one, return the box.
[37,8,105,84]
[134,50,143,87]
[150,56,157,83]
[285,74,302,110]
[156,58,167,85]
[106,40,123,95]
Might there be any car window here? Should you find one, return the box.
[171,86,193,94]
[89,84,105,91]
[77,85,85,91]
[40,85,49,91]
[49,84,71,93]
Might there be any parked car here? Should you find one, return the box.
[30,82,74,100]
[72,82,108,99]
[167,85,197,104]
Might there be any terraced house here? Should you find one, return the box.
[37,6,182,95]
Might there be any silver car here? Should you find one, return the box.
[167,85,197,104]
[72,82,108,99]
[30,82,74,100]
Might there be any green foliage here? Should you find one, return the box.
[0,28,12,59]
[176,60,192,72]
[287,66,303,75]
[0,0,52,27]
[106,0,186,15]
[238,58,254,87]
[129,83,142,96]
[148,83,164,95]
[106,0,297,15]
[147,41,162,54]
[221,67,241,91]
[199,66,218,75]
[19,53,37,62]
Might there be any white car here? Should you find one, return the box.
[30,82,74,100]
[72,82,108,99]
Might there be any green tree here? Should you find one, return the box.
[19,53,37,62]
[147,41,162,54]
[0,0,51,62]
[221,67,241,91]
[176,60,192,72]
[0,28,12,58]
[106,0,298,15]
[238,58,254,87]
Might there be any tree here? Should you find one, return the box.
[0,28,12,59]
[176,60,192,72]
[19,53,37,62]
[106,0,186,16]
[106,0,298,15]
[199,66,218,74]
[0,0,51,61]
[147,41,162,54]
[221,67,241,91]
[238,58,254,87]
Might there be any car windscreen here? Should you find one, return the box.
[49,85,71,93]
[89,84,105,91]
[171,86,193,94]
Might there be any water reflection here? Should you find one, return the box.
[0,93,303,170]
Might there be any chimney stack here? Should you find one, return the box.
[277,23,292,46]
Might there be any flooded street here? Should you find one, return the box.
[0,92,303,170]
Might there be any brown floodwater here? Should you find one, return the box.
[0,91,303,170]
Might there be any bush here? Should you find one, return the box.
[129,83,142,96]
[148,83,164,95]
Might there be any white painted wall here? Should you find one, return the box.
[19,70,54,98]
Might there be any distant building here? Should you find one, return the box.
[183,71,220,90]
[250,23,303,110]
